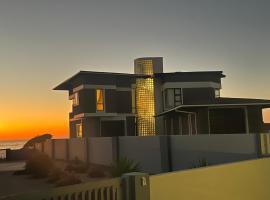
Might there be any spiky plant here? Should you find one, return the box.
[110,157,141,177]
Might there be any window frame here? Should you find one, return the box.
[96,89,105,112]
[72,92,79,107]
[164,88,183,110]
[76,123,82,138]
[215,89,220,98]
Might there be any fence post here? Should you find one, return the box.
[121,172,150,200]
[66,139,69,161]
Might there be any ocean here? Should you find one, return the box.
[0,140,27,159]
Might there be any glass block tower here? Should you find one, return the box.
[134,57,163,136]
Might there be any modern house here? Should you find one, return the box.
[54,57,270,138]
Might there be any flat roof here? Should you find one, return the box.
[54,70,225,90]
[53,71,150,90]
[156,97,270,117]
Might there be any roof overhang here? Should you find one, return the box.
[156,103,270,117]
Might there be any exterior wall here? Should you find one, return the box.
[170,134,258,170]
[118,136,168,174]
[88,137,117,166]
[248,106,263,133]
[43,139,53,158]
[83,117,100,137]
[54,139,68,160]
[154,78,164,135]
[126,116,136,136]
[150,158,270,200]
[197,108,210,134]
[100,120,125,137]
[69,120,80,138]
[105,89,117,113]
[182,88,215,104]
[209,107,246,134]
[161,72,222,83]
[39,134,261,174]
[116,91,132,113]
[68,138,87,162]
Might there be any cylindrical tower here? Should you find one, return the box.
[134,57,163,136]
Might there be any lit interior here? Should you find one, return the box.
[96,89,104,111]
[135,59,156,136]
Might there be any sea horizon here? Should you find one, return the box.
[0,140,27,150]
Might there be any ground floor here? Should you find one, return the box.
[69,106,269,138]
[70,115,136,138]
[162,106,269,135]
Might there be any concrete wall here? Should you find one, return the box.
[150,158,270,200]
[43,139,53,158]
[54,139,68,160]
[88,137,117,166]
[39,134,261,174]
[68,138,87,162]
[170,134,258,170]
[118,136,169,174]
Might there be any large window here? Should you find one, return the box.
[96,89,104,111]
[76,123,82,138]
[164,88,182,109]
[72,92,79,106]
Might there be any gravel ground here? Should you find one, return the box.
[0,161,52,197]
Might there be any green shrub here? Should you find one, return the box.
[88,167,105,178]
[110,157,141,177]
[55,174,81,187]
[25,152,54,178]
[47,168,66,183]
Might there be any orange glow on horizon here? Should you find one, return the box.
[0,99,70,141]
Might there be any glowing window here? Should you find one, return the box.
[263,108,270,123]
[76,123,82,138]
[96,89,104,111]
[73,93,79,106]
[215,89,220,98]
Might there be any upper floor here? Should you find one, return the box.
[54,58,225,118]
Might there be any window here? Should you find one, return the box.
[165,88,182,109]
[263,108,270,123]
[76,123,82,138]
[96,89,104,111]
[215,89,220,98]
[73,93,79,106]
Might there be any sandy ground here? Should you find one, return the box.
[0,161,52,197]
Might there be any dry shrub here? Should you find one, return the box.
[25,152,54,178]
[88,167,105,178]
[65,157,88,173]
[55,173,81,187]
[47,168,66,183]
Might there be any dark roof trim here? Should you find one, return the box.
[53,71,150,90]
[154,71,225,78]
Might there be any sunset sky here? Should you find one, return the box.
[0,0,270,140]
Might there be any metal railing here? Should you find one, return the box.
[1,178,122,200]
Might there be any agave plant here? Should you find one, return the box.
[110,157,141,177]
